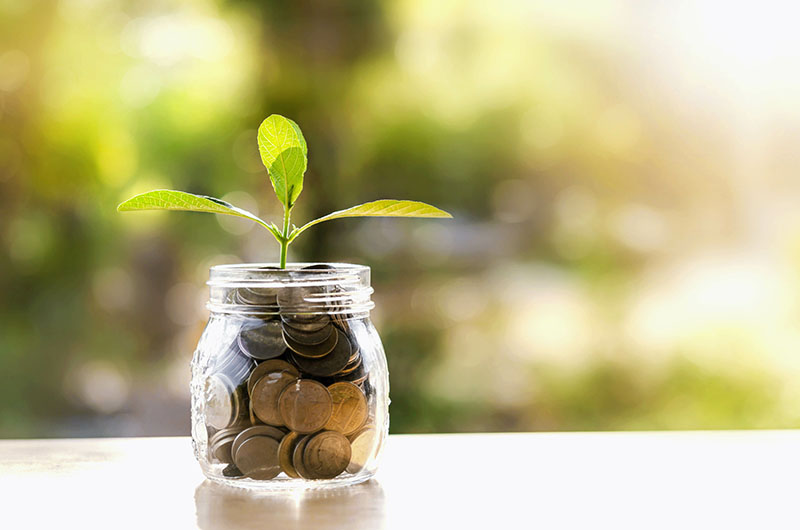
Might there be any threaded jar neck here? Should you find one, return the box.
[206,263,374,317]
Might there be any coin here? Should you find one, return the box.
[292,435,312,479]
[238,319,286,360]
[235,287,278,306]
[247,359,299,395]
[231,425,286,460]
[251,370,299,426]
[283,326,338,358]
[324,382,368,435]
[281,315,331,333]
[248,400,261,425]
[346,426,379,474]
[204,374,236,430]
[277,284,326,314]
[222,463,244,478]
[278,379,333,434]
[337,354,362,375]
[282,322,335,346]
[233,435,281,480]
[278,431,302,479]
[209,425,242,446]
[213,341,255,383]
[303,430,351,479]
[348,347,360,363]
[290,329,352,377]
[211,435,236,464]
[335,360,367,383]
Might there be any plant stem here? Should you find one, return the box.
[279,206,291,268]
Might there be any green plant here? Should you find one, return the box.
[117,114,452,267]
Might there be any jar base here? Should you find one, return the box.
[203,470,377,491]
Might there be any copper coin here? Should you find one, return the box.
[238,319,286,360]
[209,426,242,447]
[289,329,352,377]
[304,430,352,479]
[251,370,299,426]
[324,382,368,435]
[282,322,335,346]
[248,400,261,425]
[292,435,312,479]
[348,347,360,363]
[278,379,333,434]
[233,435,281,480]
[278,431,302,479]
[211,435,236,464]
[231,425,286,461]
[282,316,331,333]
[337,355,362,376]
[335,360,368,383]
[346,426,379,474]
[283,326,338,358]
[247,359,299,395]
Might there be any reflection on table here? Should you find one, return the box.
[194,478,386,530]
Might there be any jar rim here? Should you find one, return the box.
[208,262,369,283]
[206,262,374,316]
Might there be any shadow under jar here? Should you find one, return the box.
[191,264,389,490]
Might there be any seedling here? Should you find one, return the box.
[118,114,452,267]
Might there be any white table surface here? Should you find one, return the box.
[1,431,798,529]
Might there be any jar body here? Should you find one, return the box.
[190,264,388,490]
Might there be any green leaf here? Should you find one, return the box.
[289,199,452,241]
[287,118,307,155]
[257,114,307,209]
[116,189,282,240]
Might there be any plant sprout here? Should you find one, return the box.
[118,114,452,267]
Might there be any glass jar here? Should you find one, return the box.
[190,263,388,490]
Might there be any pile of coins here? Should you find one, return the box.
[203,280,378,481]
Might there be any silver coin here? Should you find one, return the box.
[204,374,236,430]
[238,319,286,360]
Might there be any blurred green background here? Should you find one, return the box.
[2,0,800,437]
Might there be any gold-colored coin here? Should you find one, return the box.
[346,426,379,474]
[231,425,286,461]
[303,430,351,479]
[233,435,281,480]
[324,382,368,435]
[278,431,302,479]
[292,435,312,479]
[247,359,299,395]
[251,370,298,426]
[278,379,333,434]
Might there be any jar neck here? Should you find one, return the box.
[206,263,374,317]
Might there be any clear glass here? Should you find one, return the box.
[191,263,389,490]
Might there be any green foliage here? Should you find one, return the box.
[118,115,452,267]
[116,190,282,239]
[289,199,452,241]
[257,115,308,209]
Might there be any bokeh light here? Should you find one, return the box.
[2,0,800,437]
